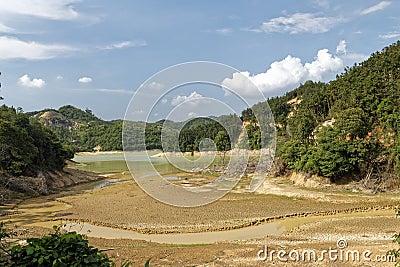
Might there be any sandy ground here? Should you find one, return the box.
[3,172,400,266]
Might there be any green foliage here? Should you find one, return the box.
[58,105,99,123]
[214,130,231,152]
[275,41,400,181]
[241,108,256,122]
[0,105,72,176]
[0,224,142,267]
[10,227,112,267]
[178,120,228,153]
[245,124,261,150]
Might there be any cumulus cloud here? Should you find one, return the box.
[56,75,63,80]
[78,76,92,83]
[222,45,344,97]
[260,13,343,34]
[171,91,203,106]
[336,40,347,54]
[305,49,343,80]
[0,36,75,60]
[360,1,391,15]
[18,74,46,88]
[0,0,80,20]
[100,40,147,50]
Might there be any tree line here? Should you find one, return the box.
[0,105,73,176]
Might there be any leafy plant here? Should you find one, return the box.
[10,226,112,267]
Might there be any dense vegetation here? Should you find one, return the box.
[27,105,124,152]
[32,106,241,153]
[0,105,73,176]
[269,41,400,185]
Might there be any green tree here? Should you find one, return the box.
[214,130,231,165]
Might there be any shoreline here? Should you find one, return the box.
[75,150,124,156]
[75,149,163,156]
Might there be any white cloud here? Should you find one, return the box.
[305,49,343,80]
[0,0,80,20]
[260,13,343,34]
[379,32,400,39]
[161,98,168,104]
[100,40,147,50]
[360,1,391,15]
[18,74,46,88]
[56,75,63,80]
[222,45,344,97]
[215,28,233,35]
[78,77,92,83]
[0,23,15,33]
[171,91,203,106]
[145,81,165,90]
[336,40,347,54]
[188,112,197,118]
[0,36,75,60]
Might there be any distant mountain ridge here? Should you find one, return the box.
[27,105,124,152]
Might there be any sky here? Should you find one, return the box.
[0,0,400,121]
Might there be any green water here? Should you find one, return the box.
[72,151,174,174]
[72,151,220,175]
[73,160,129,173]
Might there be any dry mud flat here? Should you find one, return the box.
[54,173,400,234]
[4,172,400,266]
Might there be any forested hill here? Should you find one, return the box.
[0,105,73,176]
[267,40,400,184]
[27,105,124,152]
[29,105,241,153]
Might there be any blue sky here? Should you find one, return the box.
[1,0,399,120]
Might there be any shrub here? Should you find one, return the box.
[10,226,112,267]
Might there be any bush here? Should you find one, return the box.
[10,226,112,267]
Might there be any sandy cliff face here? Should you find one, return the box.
[37,110,75,129]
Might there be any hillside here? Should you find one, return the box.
[31,106,240,153]
[267,40,400,188]
[29,105,124,152]
[0,105,73,176]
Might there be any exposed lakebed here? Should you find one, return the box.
[4,151,400,245]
